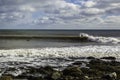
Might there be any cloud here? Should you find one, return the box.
[33,16,64,25]
[82,8,105,15]
[83,1,96,8]
[104,16,120,23]
[19,5,36,12]
[0,0,120,29]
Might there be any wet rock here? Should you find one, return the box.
[62,66,83,77]
[63,76,74,80]
[27,67,38,74]
[81,68,103,78]
[28,66,55,75]
[88,59,120,75]
[51,71,61,80]
[0,76,13,80]
[87,56,96,60]
[69,57,86,60]
[63,75,86,80]
[110,61,120,66]
[38,66,55,75]
[81,68,90,74]
[27,76,44,80]
[101,57,116,60]
[89,59,103,65]
[72,61,82,66]
[101,72,117,80]
[89,61,113,73]
[84,76,90,80]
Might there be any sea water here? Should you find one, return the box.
[0,30,120,76]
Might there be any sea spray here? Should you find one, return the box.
[79,33,120,44]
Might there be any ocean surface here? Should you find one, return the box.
[0,30,120,58]
[0,30,120,76]
[0,30,120,48]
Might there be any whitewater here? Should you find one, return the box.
[0,46,120,59]
[79,33,120,44]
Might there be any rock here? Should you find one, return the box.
[51,72,61,80]
[69,57,86,59]
[27,76,44,80]
[0,76,13,80]
[87,56,96,60]
[84,76,90,80]
[101,57,116,60]
[62,66,83,77]
[72,61,82,66]
[27,67,38,74]
[101,72,117,80]
[64,76,74,80]
[38,66,55,75]
[89,59,103,65]
[110,61,120,66]
[81,68,90,74]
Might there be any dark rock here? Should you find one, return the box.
[27,67,38,74]
[89,59,104,65]
[63,75,86,80]
[110,61,120,66]
[72,61,82,66]
[81,68,90,74]
[101,72,117,80]
[27,76,44,80]
[87,56,96,60]
[62,66,83,77]
[39,66,55,75]
[101,57,116,60]
[63,76,74,80]
[69,57,86,59]
[51,71,61,80]
[27,66,54,75]
[0,76,13,80]
[89,62,114,73]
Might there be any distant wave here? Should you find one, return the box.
[79,33,120,44]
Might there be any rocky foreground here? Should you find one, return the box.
[0,57,120,80]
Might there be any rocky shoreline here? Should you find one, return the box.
[0,57,120,80]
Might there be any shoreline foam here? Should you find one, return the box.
[0,45,120,59]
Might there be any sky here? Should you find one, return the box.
[0,0,120,29]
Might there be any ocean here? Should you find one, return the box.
[0,30,120,76]
[0,30,120,48]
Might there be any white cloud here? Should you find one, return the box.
[110,3,120,7]
[82,8,105,15]
[0,0,120,29]
[84,1,96,7]
[20,5,36,12]
[104,16,120,23]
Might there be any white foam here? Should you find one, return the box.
[79,33,120,44]
[0,46,120,60]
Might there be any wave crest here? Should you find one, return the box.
[79,33,120,44]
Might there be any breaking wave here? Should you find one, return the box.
[79,33,120,44]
